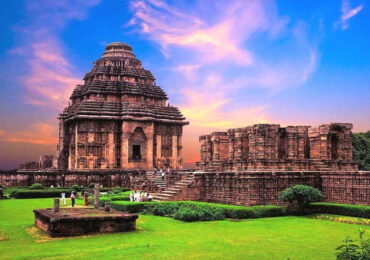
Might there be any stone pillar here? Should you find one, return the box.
[108,131,115,168]
[172,135,178,168]
[156,134,162,166]
[94,183,100,209]
[212,137,220,161]
[105,202,110,212]
[228,133,235,161]
[75,123,78,170]
[235,132,243,160]
[121,122,129,167]
[145,122,154,170]
[53,198,60,213]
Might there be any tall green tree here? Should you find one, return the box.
[352,132,370,171]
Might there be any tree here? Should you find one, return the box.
[279,185,323,211]
[353,132,370,171]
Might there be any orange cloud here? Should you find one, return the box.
[23,36,82,109]
[0,123,58,145]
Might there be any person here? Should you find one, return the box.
[129,192,133,202]
[148,193,153,202]
[84,192,89,206]
[145,192,149,202]
[70,191,75,208]
[161,169,165,181]
[153,167,157,178]
[61,192,66,206]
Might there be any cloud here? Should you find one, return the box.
[128,0,320,166]
[11,0,100,109]
[336,0,363,30]
[129,0,275,65]
[0,123,58,145]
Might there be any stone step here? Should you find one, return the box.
[161,190,178,195]
[166,187,181,192]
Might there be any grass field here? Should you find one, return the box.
[0,198,369,259]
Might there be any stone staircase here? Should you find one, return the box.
[152,172,194,201]
[312,160,331,171]
[146,171,166,189]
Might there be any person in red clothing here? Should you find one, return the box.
[84,192,89,206]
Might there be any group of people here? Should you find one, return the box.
[130,191,153,202]
[61,192,76,207]
[153,167,171,180]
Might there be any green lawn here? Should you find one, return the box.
[0,199,369,259]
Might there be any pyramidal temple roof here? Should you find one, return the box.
[60,42,188,125]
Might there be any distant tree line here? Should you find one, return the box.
[353,131,370,171]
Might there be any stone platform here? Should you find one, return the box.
[33,208,138,237]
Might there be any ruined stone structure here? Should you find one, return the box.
[57,42,188,171]
[197,123,357,172]
[19,155,56,171]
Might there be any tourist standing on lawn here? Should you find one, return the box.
[129,192,133,202]
[148,193,153,201]
[70,191,75,208]
[61,192,66,206]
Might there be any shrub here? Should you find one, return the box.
[110,201,151,213]
[253,205,285,218]
[9,188,73,198]
[335,230,370,260]
[279,185,323,212]
[112,186,122,194]
[309,203,370,218]
[29,183,43,190]
[71,184,81,192]
[149,203,180,216]
[110,195,130,201]
[173,208,199,222]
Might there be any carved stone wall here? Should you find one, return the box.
[175,171,370,206]
[198,123,356,172]
[0,170,159,192]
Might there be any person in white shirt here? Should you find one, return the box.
[129,192,133,202]
[61,192,66,206]
[148,194,153,202]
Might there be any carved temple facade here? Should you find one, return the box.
[57,42,188,171]
[197,123,357,171]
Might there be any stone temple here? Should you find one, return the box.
[56,42,188,171]
[197,123,357,172]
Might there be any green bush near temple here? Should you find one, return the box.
[110,201,286,221]
[29,183,43,190]
[0,198,369,259]
[7,187,74,199]
[309,202,370,219]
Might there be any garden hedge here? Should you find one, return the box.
[110,201,287,221]
[308,202,370,218]
[8,188,74,198]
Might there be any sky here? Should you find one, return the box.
[0,0,369,170]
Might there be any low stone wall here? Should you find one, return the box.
[0,170,158,192]
[34,208,138,237]
[177,171,370,206]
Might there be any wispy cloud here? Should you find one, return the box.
[0,123,57,145]
[129,0,319,165]
[336,0,363,30]
[11,0,100,109]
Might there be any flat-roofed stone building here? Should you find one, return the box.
[197,123,357,171]
[57,42,188,170]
